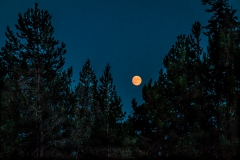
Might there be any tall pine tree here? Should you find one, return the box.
[202,0,240,157]
[128,21,214,158]
[70,59,98,159]
[0,3,74,158]
[90,63,126,158]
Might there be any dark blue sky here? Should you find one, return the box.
[1,0,240,119]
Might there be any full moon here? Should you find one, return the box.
[132,76,142,86]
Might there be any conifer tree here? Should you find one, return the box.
[162,22,220,158]
[129,22,211,158]
[202,0,240,157]
[0,3,74,158]
[91,63,126,158]
[70,59,98,158]
[128,0,240,159]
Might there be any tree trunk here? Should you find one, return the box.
[37,65,44,158]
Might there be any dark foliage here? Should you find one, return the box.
[1,0,240,159]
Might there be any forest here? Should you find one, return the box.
[0,0,240,159]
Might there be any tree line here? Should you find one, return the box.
[0,0,240,159]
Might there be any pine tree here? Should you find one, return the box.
[0,3,74,158]
[127,1,240,159]
[202,0,240,157]
[128,22,213,158]
[129,79,170,158]
[91,63,126,158]
[70,59,98,159]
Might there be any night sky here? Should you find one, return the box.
[1,0,240,120]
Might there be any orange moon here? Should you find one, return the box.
[132,76,142,86]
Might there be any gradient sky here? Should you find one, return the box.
[1,0,240,120]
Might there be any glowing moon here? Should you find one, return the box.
[132,76,142,86]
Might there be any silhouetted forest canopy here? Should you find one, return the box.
[0,0,240,159]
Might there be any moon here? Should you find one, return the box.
[132,76,142,86]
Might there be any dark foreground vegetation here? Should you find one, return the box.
[1,0,240,159]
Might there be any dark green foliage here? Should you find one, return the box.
[0,54,17,159]
[1,0,240,159]
[129,0,240,159]
[202,0,240,157]
[69,59,99,158]
[129,23,207,158]
[0,3,74,158]
[89,63,127,158]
